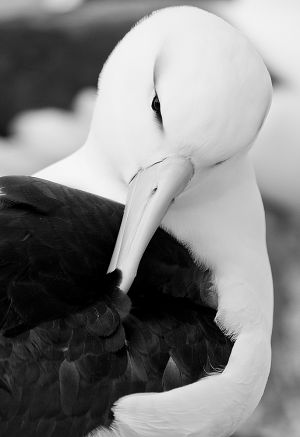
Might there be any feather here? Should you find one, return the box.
[0,176,232,436]
[59,360,80,416]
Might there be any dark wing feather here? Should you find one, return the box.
[0,176,232,437]
[0,176,124,334]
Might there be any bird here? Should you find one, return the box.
[1,6,273,437]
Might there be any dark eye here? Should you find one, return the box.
[151,94,162,124]
[151,94,160,112]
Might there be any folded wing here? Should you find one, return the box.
[0,176,232,437]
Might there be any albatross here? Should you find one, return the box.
[0,6,273,437]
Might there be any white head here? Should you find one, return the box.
[90,6,271,184]
[87,6,272,292]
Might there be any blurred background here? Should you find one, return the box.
[0,1,299,436]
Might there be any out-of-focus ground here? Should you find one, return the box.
[0,1,299,436]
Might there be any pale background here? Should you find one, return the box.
[0,1,299,436]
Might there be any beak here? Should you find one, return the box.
[107,156,194,293]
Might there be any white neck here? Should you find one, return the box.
[91,155,273,437]
[162,154,273,326]
[34,134,129,203]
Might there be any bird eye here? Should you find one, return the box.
[151,94,160,112]
[151,94,162,124]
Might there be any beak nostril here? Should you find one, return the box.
[128,170,140,185]
[152,187,158,195]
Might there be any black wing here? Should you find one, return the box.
[0,176,232,437]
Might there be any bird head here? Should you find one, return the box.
[89,6,272,292]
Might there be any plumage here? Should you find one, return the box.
[0,176,232,436]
